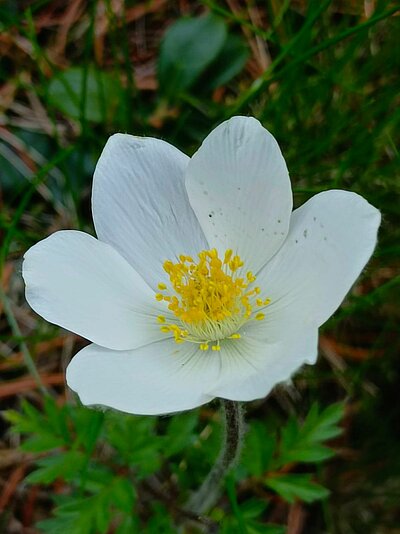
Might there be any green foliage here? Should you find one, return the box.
[104,411,162,478]
[157,13,248,99]
[158,14,226,97]
[37,477,136,534]
[241,403,344,505]
[220,477,286,534]
[241,420,276,476]
[145,503,176,534]
[47,66,122,123]
[5,398,70,452]
[242,403,344,476]
[163,410,199,458]
[26,451,87,484]
[200,35,249,92]
[221,498,285,534]
[5,399,144,532]
[265,474,329,504]
[277,402,344,466]
[5,398,343,531]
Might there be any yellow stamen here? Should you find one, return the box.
[156,249,270,349]
[224,249,233,264]
[247,271,256,282]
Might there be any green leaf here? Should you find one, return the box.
[56,497,108,534]
[47,66,121,123]
[277,402,344,466]
[158,14,226,97]
[115,516,140,534]
[20,434,65,453]
[44,477,135,534]
[42,397,70,443]
[239,498,268,519]
[242,421,275,476]
[110,477,136,513]
[163,410,198,457]
[71,406,104,453]
[280,443,335,463]
[77,463,115,493]
[5,398,71,452]
[105,414,161,478]
[265,474,330,503]
[36,514,84,534]
[303,402,345,442]
[4,407,38,434]
[26,450,87,484]
[203,34,249,90]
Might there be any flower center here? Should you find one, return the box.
[155,249,270,351]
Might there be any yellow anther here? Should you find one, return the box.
[246,271,256,282]
[264,298,271,305]
[255,312,265,321]
[224,249,233,264]
[156,248,270,349]
[229,255,243,272]
[163,260,174,272]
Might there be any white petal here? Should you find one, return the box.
[256,190,381,327]
[23,230,165,350]
[92,134,207,289]
[185,116,292,273]
[209,329,318,401]
[66,340,221,415]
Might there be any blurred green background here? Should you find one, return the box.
[0,1,399,533]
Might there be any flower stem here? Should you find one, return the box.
[187,399,245,515]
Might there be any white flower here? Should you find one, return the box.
[23,117,380,415]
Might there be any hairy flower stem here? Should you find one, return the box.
[187,400,245,515]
